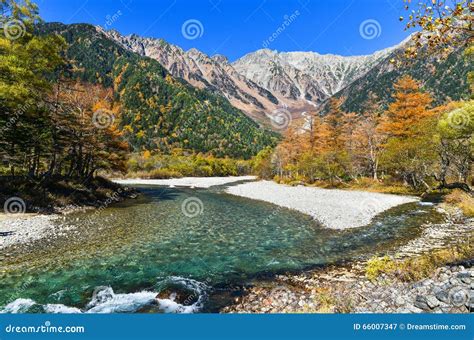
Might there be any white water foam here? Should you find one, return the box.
[1,276,209,314]
[44,304,82,314]
[0,298,36,313]
[155,276,209,313]
[86,287,157,313]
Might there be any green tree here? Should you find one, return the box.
[0,0,65,175]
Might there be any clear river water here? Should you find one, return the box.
[0,184,443,313]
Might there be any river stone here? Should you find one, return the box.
[408,305,424,313]
[426,295,440,309]
[435,290,449,303]
[449,278,460,285]
[456,272,471,284]
[395,296,405,306]
[439,273,450,281]
[468,296,474,312]
[414,295,430,311]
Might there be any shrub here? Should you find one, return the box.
[147,168,183,179]
[444,189,474,217]
[365,239,474,282]
[365,256,396,282]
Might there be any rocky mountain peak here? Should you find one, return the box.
[97,26,430,126]
[211,54,229,64]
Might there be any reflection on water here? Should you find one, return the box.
[0,185,444,313]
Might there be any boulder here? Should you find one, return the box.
[155,288,197,306]
[425,295,440,309]
[414,295,430,311]
[435,290,449,303]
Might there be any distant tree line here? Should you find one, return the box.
[254,76,473,192]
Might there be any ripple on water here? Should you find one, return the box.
[0,186,444,312]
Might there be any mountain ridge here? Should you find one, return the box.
[38,22,278,158]
[57,23,471,127]
[99,26,415,122]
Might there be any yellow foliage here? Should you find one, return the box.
[165,74,174,84]
[444,190,474,217]
[123,125,133,133]
[142,150,151,159]
[365,256,396,282]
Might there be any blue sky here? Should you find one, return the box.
[38,0,411,61]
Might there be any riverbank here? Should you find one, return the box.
[222,261,473,313]
[0,176,138,214]
[113,176,256,188]
[0,214,60,251]
[222,207,474,314]
[226,181,418,229]
[0,176,138,251]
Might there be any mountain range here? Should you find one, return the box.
[39,23,277,158]
[38,22,472,157]
[100,27,472,121]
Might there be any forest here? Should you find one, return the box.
[256,76,473,193]
[0,0,279,210]
[0,0,472,211]
[253,1,473,200]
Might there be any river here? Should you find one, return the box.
[0,184,444,313]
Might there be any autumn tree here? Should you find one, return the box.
[402,0,473,58]
[435,101,473,191]
[252,146,274,179]
[379,76,438,189]
[352,94,384,180]
[378,76,434,138]
[0,0,65,175]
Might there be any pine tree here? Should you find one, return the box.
[378,76,434,139]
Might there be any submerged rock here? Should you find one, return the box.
[156,288,198,306]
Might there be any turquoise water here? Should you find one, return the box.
[0,185,443,313]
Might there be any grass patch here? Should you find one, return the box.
[444,189,474,217]
[366,256,397,281]
[366,239,474,282]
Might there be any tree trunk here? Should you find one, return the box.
[438,182,472,193]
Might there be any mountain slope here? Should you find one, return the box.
[333,47,473,113]
[100,29,281,123]
[39,23,277,158]
[99,28,470,121]
[232,47,397,104]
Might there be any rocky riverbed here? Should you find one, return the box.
[222,209,474,314]
[0,214,59,250]
[222,263,473,314]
